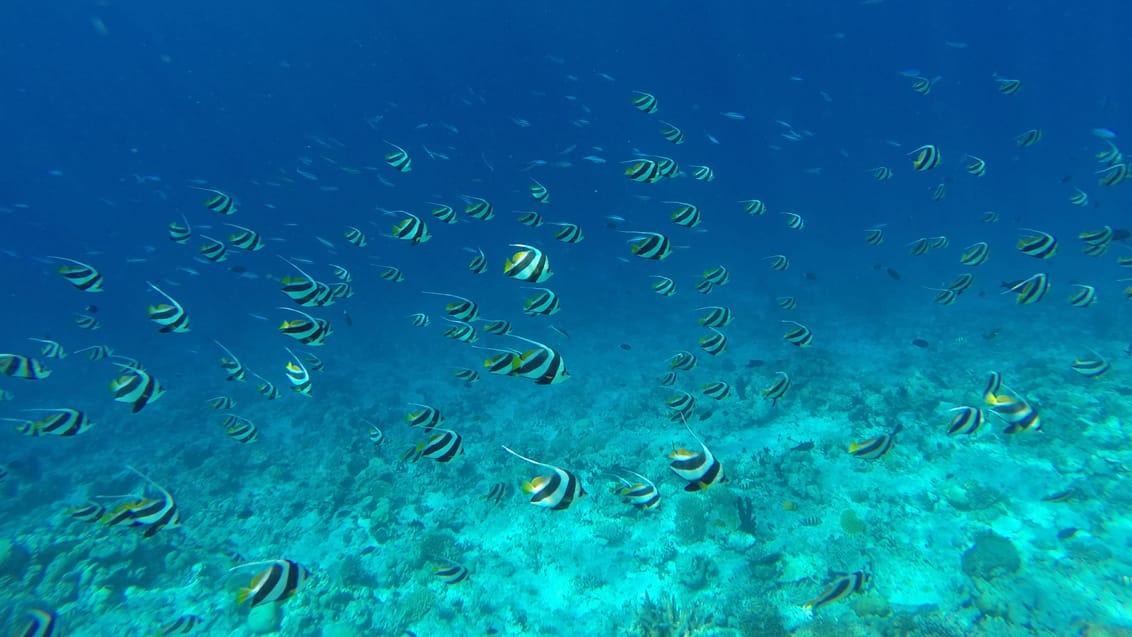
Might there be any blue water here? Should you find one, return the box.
[2,1,1131,635]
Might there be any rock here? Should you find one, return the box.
[322,623,362,637]
[0,538,30,581]
[247,602,282,634]
[961,532,1021,581]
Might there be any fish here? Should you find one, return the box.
[1097,162,1128,187]
[909,144,941,171]
[225,223,265,251]
[406,403,444,430]
[250,370,281,400]
[864,227,885,245]
[328,264,352,282]
[995,76,1022,95]
[277,307,333,345]
[102,466,181,538]
[27,338,64,359]
[508,335,569,385]
[73,313,101,330]
[343,225,368,247]
[1016,129,1043,148]
[374,264,404,283]
[782,212,804,230]
[948,273,975,295]
[67,501,106,523]
[214,341,247,381]
[109,364,166,413]
[618,230,671,261]
[408,313,430,328]
[782,321,813,347]
[367,422,384,445]
[390,211,431,244]
[383,141,412,172]
[223,415,258,443]
[423,291,479,322]
[428,202,457,224]
[13,408,93,436]
[452,367,480,384]
[982,211,1000,223]
[665,391,696,422]
[433,560,470,585]
[849,424,902,459]
[659,120,685,144]
[611,470,661,510]
[946,406,983,436]
[762,371,791,406]
[668,421,724,491]
[233,559,311,607]
[701,381,731,400]
[702,266,729,287]
[909,75,934,94]
[668,350,697,372]
[197,188,238,215]
[502,446,586,510]
[48,255,104,292]
[663,201,701,229]
[74,345,112,361]
[1070,188,1089,207]
[154,614,204,635]
[699,328,727,356]
[504,244,553,283]
[870,166,893,182]
[631,90,658,114]
[166,215,193,244]
[740,199,767,215]
[14,609,58,637]
[550,222,584,244]
[515,210,545,227]
[1072,354,1110,378]
[777,296,797,310]
[1068,284,1097,308]
[197,234,228,262]
[206,396,235,410]
[529,179,550,203]
[694,279,714,295]
[985,390,1041,433]
[463,195,495,220]
[483,482,508,505]
[1017,229,1058,259]
[403,428,463,463]
[284,349,312,396]
[482,319,512,336]
[690,165,715,182]
[765,254,790,271]
[1006,273,1049,304]
[984,371,1003,397]
[624,158,662,183]
[466,247,487,274]
[146,281,191,332]
[803,571,870,612]
[960,242,990,266]
[642,276,676,299]
[965,154,987,177]
[696,306,733,328]
[523,287,561,316]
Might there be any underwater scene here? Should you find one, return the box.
[2,1,1131,636]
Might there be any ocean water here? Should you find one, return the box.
[2,1,1131,635]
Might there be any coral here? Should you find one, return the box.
[674,496,708,544]
[632,592,730,637]
[840,509,866,535]
[943,482,1004,512]
[961,532,1021,581]
[735,496,758,535]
